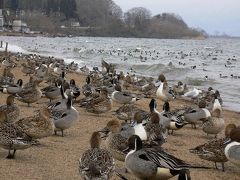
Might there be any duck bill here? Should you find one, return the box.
[223,138,232,145]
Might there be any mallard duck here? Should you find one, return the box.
[79,132,115,179]
[0,95,20,123]
[85,88,112,115]
[99,120,128,161]
[50,96,79,136]
[125,135,192,180]
[224,127,240,167]
[0,115,34,159]
[15,80,42,106]
[15,108,54,139]
[202,109,225,138]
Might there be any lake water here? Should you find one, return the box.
[0,36,240,112]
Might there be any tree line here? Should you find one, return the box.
[3,0,206,38]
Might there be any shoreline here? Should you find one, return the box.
[0,48,240,179]
[1,41,239,114]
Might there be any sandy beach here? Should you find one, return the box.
[0,51,240,180]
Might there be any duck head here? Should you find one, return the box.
[163,102,170,112]
[127,135,143,151]
[225,124,237,138]
[149,99,157,112]
[99,119,121,135]
[6,95,15,106]
[90,131,102,149]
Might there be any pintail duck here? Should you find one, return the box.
[113,104,148,122]
[173,81,185,95]
[21,63,35,76]
[42,81,61,102]
[82,76,95,97]
[140,78,156,98]
[207,91,223,113]
[156,74,175,102]
[190,124,237,171]
[144,110,167,146]
[201,108,224,138]
[184,100,211,129]
[65,79,80,100]
[99,120,128,161]
[6,79,23,94]
[224,127,240,167]
[15,108,54,139]
[50,96,79,136]
[111,84,140,104]
[15,79,42,106]
[85,88,112,115]
[161,102,189,134]
[0,95,20,123]
[0,112,34,159]
[125,135,192,180]
[79,132,115,179]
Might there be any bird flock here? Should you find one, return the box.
[0,45,240,180]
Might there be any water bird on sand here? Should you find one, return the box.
[0,112,34,159]
[0,95,20,123]
[79,131,115,179]
[125,135,193,180]
[224,126,240,167]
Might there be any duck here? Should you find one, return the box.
[207,91,223,113]
[173,81,185,95]
[224,127,240,167]
[15,80,42,107]
[113,104,148,123]
[79,131,115,179]
[6,79,23,94]
[125,135,192,180]
[0,95,20,123]
[0,120,34,159]
[202,108,224,138]
[50,96,79,136]
[144,110,167,146]
[99,119,128,161]
[21,63,35,76]
[140,78,156,98]
[85,88,112,115]
[156,74,175,102]
[42,81,61,102]
[15,108,54,139]
[82,76,95,97]
[65,79,81,100]
[190,124,237,171]
[111,84,140,104]
[184,100,211,129]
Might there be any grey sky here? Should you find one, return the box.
[114,0,240,36]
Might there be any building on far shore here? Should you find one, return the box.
[12,20,30,33]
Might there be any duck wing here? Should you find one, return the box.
[141,149,191,170]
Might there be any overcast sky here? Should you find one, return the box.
[114,0,240,36]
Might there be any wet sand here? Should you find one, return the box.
[0,54,240,180]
